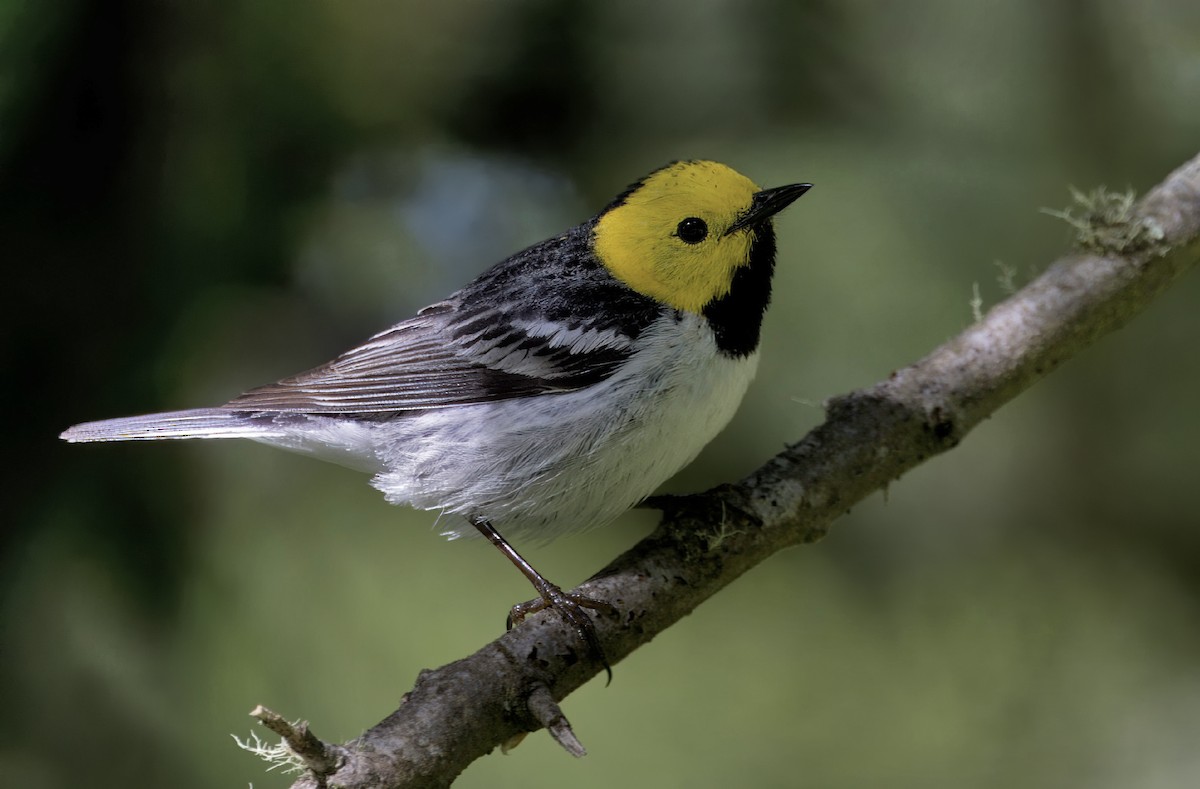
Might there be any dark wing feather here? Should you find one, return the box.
[220,308,632,414]
[221,225,662,416]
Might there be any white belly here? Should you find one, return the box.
[263,312,758,541]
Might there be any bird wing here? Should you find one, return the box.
[220,300,642,415]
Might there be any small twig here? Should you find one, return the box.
[250,705,341,776]
[525,684,587,758]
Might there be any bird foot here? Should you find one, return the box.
[508,582,616,684]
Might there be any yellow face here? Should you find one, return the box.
[593,161,765,314]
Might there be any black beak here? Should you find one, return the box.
[725,182,812,236]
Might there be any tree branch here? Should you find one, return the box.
[268,151,1200,789]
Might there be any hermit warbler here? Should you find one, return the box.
[61,160,810,670]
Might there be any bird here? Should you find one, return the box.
[60,160,811,673]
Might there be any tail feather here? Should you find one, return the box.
[60,408,283,443]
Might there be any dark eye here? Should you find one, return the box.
[676,217,708,244]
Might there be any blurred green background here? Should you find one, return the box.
[4,1,1200,787]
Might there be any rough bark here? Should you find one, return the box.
[262,151,1200,789]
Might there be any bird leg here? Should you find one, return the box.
[470,516,614,682]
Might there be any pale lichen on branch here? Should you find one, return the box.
[1042,185,1167,255]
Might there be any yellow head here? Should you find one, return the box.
[593,160,809,314]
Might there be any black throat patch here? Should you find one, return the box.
[702,223,777,357]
